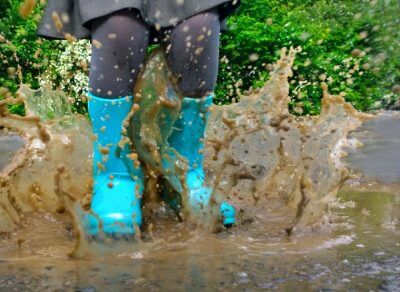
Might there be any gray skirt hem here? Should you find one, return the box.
[37,0,241,41]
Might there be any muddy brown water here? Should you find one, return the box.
[0,186,398,291]
[0,50,399,290]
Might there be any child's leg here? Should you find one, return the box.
[84,9,151,236]
[166,8,221,97]
[89,9,151,98]
[164,9,236,226]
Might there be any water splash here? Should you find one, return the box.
[0,48,369,256]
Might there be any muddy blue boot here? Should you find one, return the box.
[167,95,236,226]
[85,93,144,236]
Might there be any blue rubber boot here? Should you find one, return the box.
[167,95,236,226]
[85,93,144,236]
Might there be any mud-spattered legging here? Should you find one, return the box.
[89,8,221,98]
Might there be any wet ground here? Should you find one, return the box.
[0,189,398,291]
[0,133,24,170]
[0,111,398,291]
[345,111,400,184]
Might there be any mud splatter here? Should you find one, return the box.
[0,48,369,254]
[204,48,371,233]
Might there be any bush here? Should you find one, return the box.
[0,0,55,114]
[217,0,400,114]
[1,0,399,115]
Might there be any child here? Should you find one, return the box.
[37,0,240,236]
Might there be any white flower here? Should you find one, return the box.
[39,40,91,99]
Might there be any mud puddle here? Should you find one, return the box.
[0,187,398,291]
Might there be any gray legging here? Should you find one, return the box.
[89,8,221,98]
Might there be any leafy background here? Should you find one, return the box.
[0,0,399,115]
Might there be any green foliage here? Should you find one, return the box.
[0,0,56,114]
[217,0,400,114]
[0,0,399,116]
